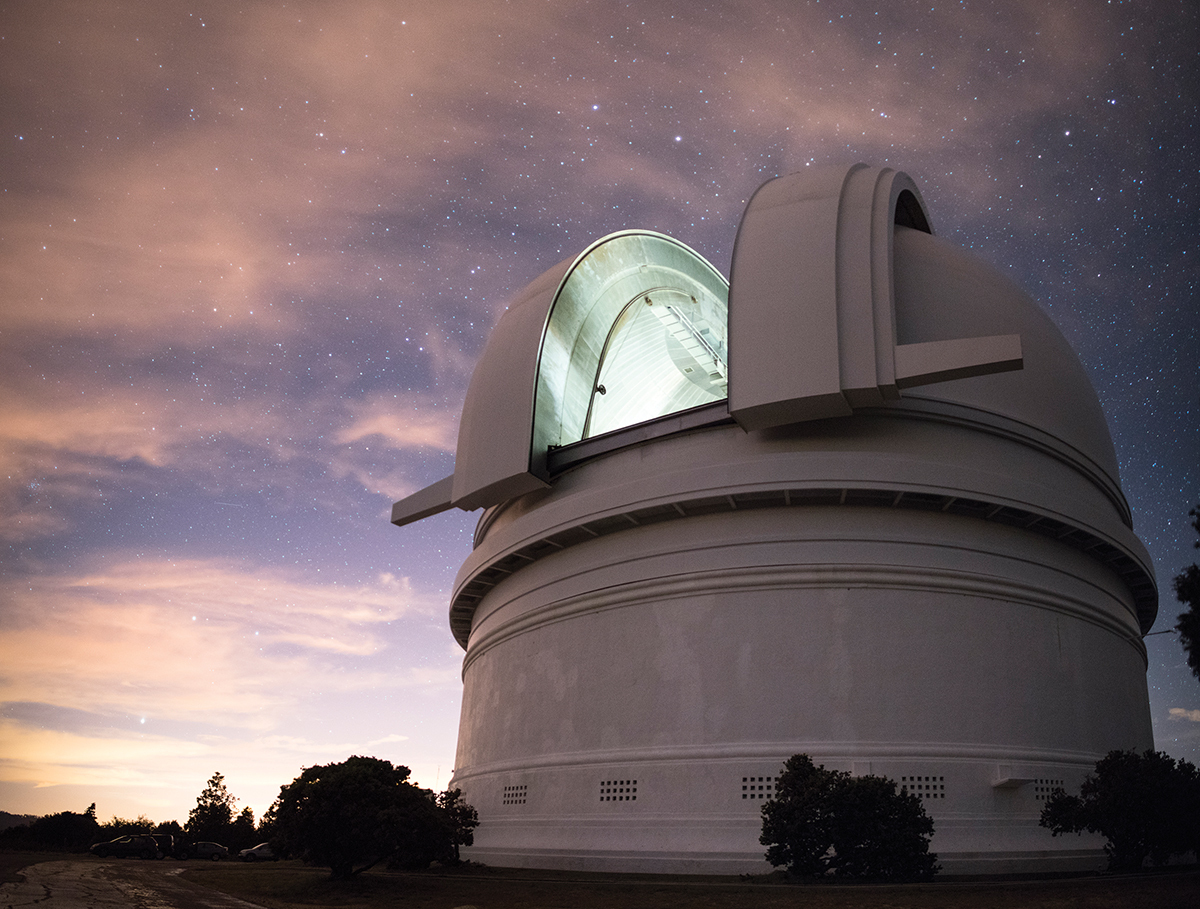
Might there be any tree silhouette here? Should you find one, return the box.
[0,804,98,852]
[1174,505,1200,681]
[229,806,257,850]
[186,771,238,843]
[100,814,155,836]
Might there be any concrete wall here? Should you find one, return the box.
[449,418,1151,873]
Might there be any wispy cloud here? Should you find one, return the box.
[0,558,433,719]
[0,378,461,543]
[1169,708,1200,723]
[0,555,459,814]
[334,393,460,454]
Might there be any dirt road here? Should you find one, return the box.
[0,859,266,909]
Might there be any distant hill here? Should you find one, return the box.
[0,811,36,831]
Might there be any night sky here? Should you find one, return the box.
[2,1,1197,826]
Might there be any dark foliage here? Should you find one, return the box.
[270,755,468,879]
[760,754,938,880]
[257,799,279,844]
[0,804,99,852]
[154,819,185,838]
[0,784,271,857]
[435,788,479,863]
[1174,505,1200,682]
[228,806,258,851]
[186,771,238,844]
[1040,748,1200,871]
[98,814,155,837]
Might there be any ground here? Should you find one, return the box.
[0,854,1197,908]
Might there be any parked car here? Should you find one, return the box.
[238,842,277,861]
[187,841,230,861]
[151,833,180,859]
[89,834,160,859]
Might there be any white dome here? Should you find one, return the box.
[391,164,1157,875]
[893,225,1121,490]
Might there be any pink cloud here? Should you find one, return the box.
[334,393,460,453]
[0,555,460,816]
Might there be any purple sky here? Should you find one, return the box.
[2,0,1197,826]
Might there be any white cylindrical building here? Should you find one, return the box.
[392,164,1156,875]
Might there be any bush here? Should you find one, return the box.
[760,754,938,880]
[270,755,468,879]
[435,788,479,864]
[1040,748,1200,871]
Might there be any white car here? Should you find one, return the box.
[238,842,277,861]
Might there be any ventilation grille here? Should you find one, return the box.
[502,784,527,806]
[742,775,776,800]
[901,775,945,800]
[1033,778,1064,801]
[600,779,637,802]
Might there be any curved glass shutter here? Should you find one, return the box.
[587,287,727,437]
[533,232,729,453]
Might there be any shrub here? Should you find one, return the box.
[1040,748,1200,871]
[270,755,467,879]
[760,754,938,880]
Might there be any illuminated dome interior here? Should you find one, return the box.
[531,231,729,449]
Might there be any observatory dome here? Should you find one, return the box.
[891,226,1119,487]
[391,163,1156,875]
